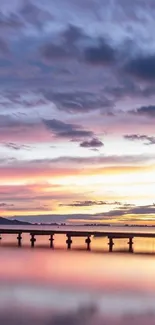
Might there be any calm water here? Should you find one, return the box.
[0,232,155,324]
[0,225,155,254]
[0,249,155,324]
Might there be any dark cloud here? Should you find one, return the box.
[62,24,86,45]
[41,26,117,67]
[40,24,83,62]
[112,204,155,217]
[131,105,155,118]
[0,39,9,55]
[104,80,143,101]
[3,142,32,150]
[60,200,122,207]
[43,118,93,139]
[94,204,155,219]
[84,38,116,65]
[124,134,155,145]
[41,43,72,61]
[9,203,155,223]
[60,200,107,207]
[0,91,48,109]
[44,91,113,113]
[125,55,155,80]
[0,114,94,143]
[0,113,93,143]
[80,138,104,148]
[0,0,155,224]
[0,12,23,29]
[64,204,155,220]
[19,1,52,28]
[41,24,89,62]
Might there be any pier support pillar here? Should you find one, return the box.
[49,234,54,248]
[128,237,134,253]
[17,233,22,247]
[30,234,36,248]
[108,237,114,252]
[85,236,91,251]
[66,234,72,249]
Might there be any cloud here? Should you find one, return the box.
[0,12,23,30]
[131,105,155,118]
[0,0,155,223]
[41,43,72,61]
[8,203,155,223]
[80,138,104,148]
[62,24,86,44]
[3,142,32,150]
[43,118,93,139]
[0,114,97,144]
[2,205,51,212]
[0,91,48,110]
[67,203,155,220]
[98,204,155,218]
[0,113,51,143]
[0,182,79,206]
[0,39,9,55]
[48,153,155,166]
[40,24,117,68]
[0,114,35,128]
[60,200,107,207]
[124,134,155,145]
[43,90,113,113]
[40,24,84,62]
[0,202,14,208]
[104,80,143,101]
[40,24,89,62]
[60,200,122,207]
[125,55,155,80]
[84,38,116,65]
[20,1,52,27]
[0,155,152,189]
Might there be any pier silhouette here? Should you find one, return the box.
[0,228,154,252]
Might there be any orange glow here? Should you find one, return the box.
[0,162,154,223]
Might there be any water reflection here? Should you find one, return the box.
[0,249,155,324]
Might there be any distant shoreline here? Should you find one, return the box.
[0,217,154,228]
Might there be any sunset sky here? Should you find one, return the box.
[0,0,155,224]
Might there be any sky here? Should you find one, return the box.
[0,0,155,224]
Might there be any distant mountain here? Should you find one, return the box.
[0,217,31,225]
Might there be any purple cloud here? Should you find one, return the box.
[124,134,155,145]
[84,39,116,65]
[130,105,155,118]
[80,138,104,148]
[43,118,94,139]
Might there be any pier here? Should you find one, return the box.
[0,228,154,252]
